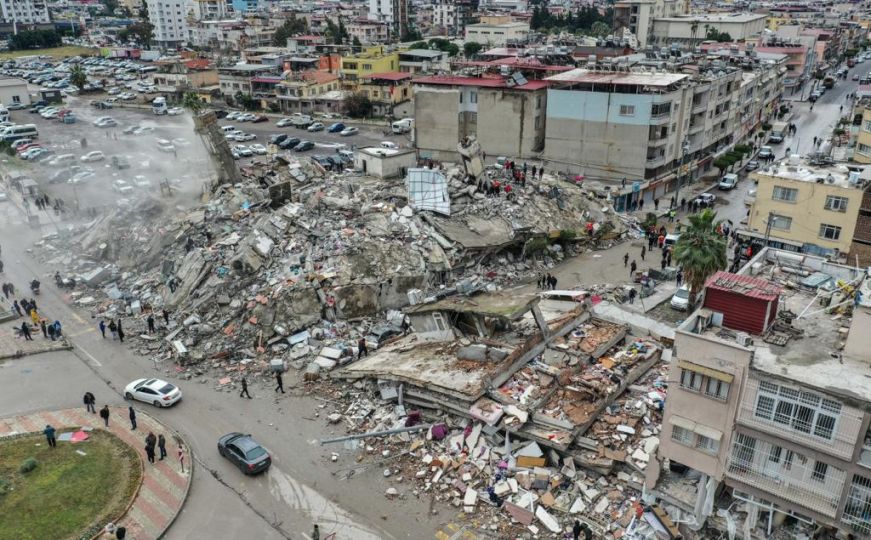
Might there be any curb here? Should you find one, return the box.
[0,341,73,361]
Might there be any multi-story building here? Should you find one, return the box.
[151,58,218,92]
[744,159,870,258]
[368,0,408,39]
[649,13,767,46]
[612,0,687,49]
[146,0,188,48]
[347,18,389,44]
[189,0,232,21]
[648,250,871,538]
[274,70,341,114]
[398,49,449,74]
[217,63,275,97]
[357,72,412,116]
[464,21,529,47]
[0,0,49,25]
[412,75,548,162]
[854,107,871,165]
[340,46,400,84]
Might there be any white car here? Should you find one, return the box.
[132,126,154,135]
[380,141,399,149]
[226,111,242,120]
[132,175,152,188]
[107,87,121,95]
[225,130,243,140]
[238,113,256,122]
[235,132,256,142]
[119,92,136,100]
[112,179,134,195]
[80,151,105,162]
[167,107,184,116]
[94,116,117,128]
[249,143,267,155]
[233,144,253,157]
[124,378,182,407]
[21,147,47,160]
[307,122,324,132]
[276,117,293,127]
[68,171,95,184]
[340,127,359,136]
[670,285,691,311]
[49,153,77,167]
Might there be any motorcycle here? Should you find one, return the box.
[55,273,76,290]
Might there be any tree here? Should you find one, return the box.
[8,30,62,50]
[673,209,727,303]
[704,26,732,42]
[182,92,204,113]
[402,28,422,42]
[272,14,308,46]
[234,92,258,111]
[344,92,373,118]
[590,21,610,37]
[463,41,483,57]
[352,36,362,51]
[118,21,154,48]
[426,38,459,56]
[70,65,87,90]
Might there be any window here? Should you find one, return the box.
[772,186,798,202]
[696,435,720,454]
[431,312,447,332]
[824,195,849,212]
[672,425,693,445]
[770,215,792,231]
[470,91,477,103]
[861,143,871,156]
[651,102,672,116]
[819,224,842,240]
[11,95,19,103]
[863,120,871,132]
[680,369,702,392]
[812,461,829,482]
[619,105,635,116]
[705,378,730,401]
[753,381,842,442]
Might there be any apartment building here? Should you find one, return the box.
[412,75,548,162]
[357,72,412,116]
[341,46,400,84]
[649,13,767,46]
[368,0,408,38]
[275,70,340,114]
[146,0,188,48]
[744,159,869,258]
[217,63,274,97]
[190,0,232,21]
[151,59,218,92]
[464,21,529,47]
[648,250,871,538]
[398,49,449,74]
[432,0,477,37]
[0,0,49,25]
[347,19,389,44]
[612,0,687,49]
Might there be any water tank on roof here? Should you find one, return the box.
[849,171,861,184]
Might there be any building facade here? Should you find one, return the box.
[146,0,189,48]
[650,13,767,46]
[368,0,408,39]
[464,21,529,47]
[340,46,400,84]
[612,0,687,49]
[0,0,49,25]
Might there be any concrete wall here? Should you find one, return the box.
[747,174,863,254]
[414,86,460,161]
[477,87,545,158]
[355,150,417,179]
[0,80,29,107]
[651,16,766,44]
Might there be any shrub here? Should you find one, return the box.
[20,457,38,474]
[559,229,577,242]
[525,237,548,255]
[0,477,9,496]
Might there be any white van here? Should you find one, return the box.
[1,123,37,142]
[380,141,399,150]
[221,125,236,134]
[391,118,413,134]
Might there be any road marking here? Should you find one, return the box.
[75,343,102,366]
[70,328,96,337]
[71,312,86,324]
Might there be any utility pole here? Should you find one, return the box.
[763,211,774,247]
[676,137,690,208]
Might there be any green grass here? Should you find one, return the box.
[0,430,142,540]
[0,46,98,60]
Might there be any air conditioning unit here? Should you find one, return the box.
[735,332,753,347]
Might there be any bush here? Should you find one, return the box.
[20,457,38,474]
[559,229,577,242]
[525,237,548,255]
[761,122,772,131]
[642,212,658,229]
[0,477,9,496]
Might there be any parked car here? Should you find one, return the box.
[694,193,716,206]
[276,117,294,127]
[217,433,271,475]
[233,144,253,157]
[718,173,739,190]
[132,175,152,188]
[112,179,134,195]
[111,155,131,169]
[380,141,399,149]
[269,133,288,144]
[67,170,95,184]
[80,150,105,162]
[278,137,300,150]
[167,107,184,116]
[327,122,345,133]
[6,102,25,110]
[93,116,117,128]
[670,285,691,311]
[294,140,315,151]
[252,115,269,123]
[226,111,242,120]
[340,127,359,137]
[132,126,154,135]
[744,160,759,172]
[249,144,267,155]
[124,378,182,407]
[757,145,773,160]
[307,122,324,132]
[21,147,48,160]
[234,132,256,142]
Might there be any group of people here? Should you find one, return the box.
[84,393,186,472]
[537,273,558,290]
[98,318,126,342]
[7,288,62,342]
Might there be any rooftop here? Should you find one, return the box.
[406,292,539,320]
[655,13,767,23]
[750,159,869,190]
[704,271,782,301]
[398,49,446,59]
[358,147,413,158]
[364,71,413,82]
[466,21,530,28]
[413,75,549,91]
[545,68,688,87]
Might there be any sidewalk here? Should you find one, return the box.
[0,316,72,360]
[0,406,192,540]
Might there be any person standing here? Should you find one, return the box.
[623,252,629,267]
[240,376,252,399]
[100,405,110,427]
[108,320,117,339]
[20,321,33,341]
[83,391,95,413]
[676,270,683,287]
[158,434,167,460]
[43,424,57,448]
[628,287,637,304]
[312,524,320,540]
[117,319,125,343]
[128,406,137,430]
[549,274,558,290]
[40,319,47,338]
[162,309,170,326]
[146,314,155,334]
[145,432,156,464]
[12,300,21,317]
[275,371,285,394]
[357,337,368,359]
[640,245,646,261]
[178,443,186,473]
[98,319,106,338]
[629,260,637,278]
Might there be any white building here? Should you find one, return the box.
[368,0,408,38]
[0,0,50,25]
[189,0,232,21]
[0,78,30,107]
[464,21,530,46]
[146,0,189,48]
[650,13,768,46]
[613,0,687,49]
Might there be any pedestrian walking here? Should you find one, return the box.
[549,274,558,289]
[628,287,637,304]
[20,321,32,341]
[43,424,57,448]
[240,376,252,399]
[40,319,47,338]
[312,524,320,540]
[108,320,117,339]
[275,371,285,393]
[629,260,637,278]
[146,314,155,334]
[117,319,124,343]
[640,245,646,261]
[654,199,659,210]
[158,434,167,460]
[84,391,96,413]
[48,323,56,341]
[178,443,186,473]
[145,432,156,464]
[100,405,110,427]
[357,337,368,359]
[98,319,106,338]
[676,271,683,287]
[129,406,137,430]
[623,253,629,267]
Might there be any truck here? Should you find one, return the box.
[768,121,787,143]
[823,75,836,89]
[391,118,413,134]
[152,96,167,115]
[290,113,313,128]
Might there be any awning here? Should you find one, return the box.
[669,415,697,431]
[677,360,734,383]
[694,424,723,442]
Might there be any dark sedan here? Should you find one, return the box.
[217,433,271,475]
[278,137,300,150]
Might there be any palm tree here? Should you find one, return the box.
[182,92,204,114]
[70,65,87,91]
[673,209,727,303]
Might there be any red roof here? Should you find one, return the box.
[413,75,548,90]
[366,72,412,82]
[184,59,211,70]
[704,271,782,302]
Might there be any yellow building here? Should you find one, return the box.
[275,71,341,114]
[340,46,401,85]
[766,16,792,31]
[855,108,871,165]
[746,159,867,257]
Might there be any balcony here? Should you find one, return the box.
[692,101,708,114]
[646,153,667,165]
[688,121,705,134]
